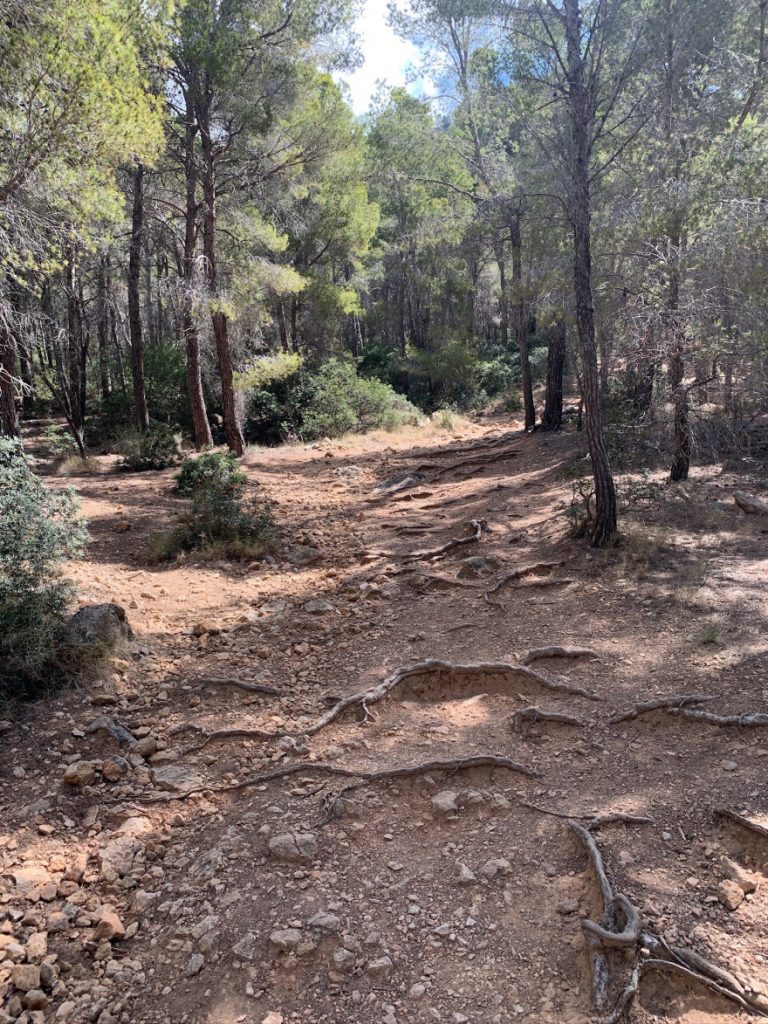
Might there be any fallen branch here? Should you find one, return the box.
[193,677,281,696]
[139,753,539,804]
[523,646,599,665]
[587,812,655,831]
[510,707,585,731]
[180,725,278,751]
[409,519,486,560]
[609,693,716,724]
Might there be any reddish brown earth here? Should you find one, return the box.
[1,418,767,1024]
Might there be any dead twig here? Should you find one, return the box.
[669,708,768,727]
[609,693,717,724]
[523,646,599,665]
[408,519,486,560]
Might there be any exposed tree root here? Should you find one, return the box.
[484,562,566,607]
[177,724,278,752]
[669,708,768,727]
[523,646,599,665]
[408,518,486,560]
[140,753,538,804]
[301,659,601,738]
[413,444,520,479]
[717,807,768,840]
[570,822,768,1021]
[510,707,585,731]
[609,693,717,724]
[403,573,481,594]
[587,812,655,831]
[193,676,281,696]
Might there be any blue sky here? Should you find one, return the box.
[336,1,419,115]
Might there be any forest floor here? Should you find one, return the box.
[1,416,768,1024]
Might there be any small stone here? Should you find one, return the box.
[101,757,129,782]
[456,863,476,885]
[452,1014,469,1024]
[46,912,69,934]
[261,1014,284,1024]
[94,912,125,942]
[556,899,579,915]
[270,928,302,952]
[478,857,511,880]
[307,911,340,933]
[55,1001,77,1020]
[303,598,335,615]
[25,933,47,963]
[409,983,427,1000]
[151,765,203,793]
[11,964,41,992]
[431,790,459,816]
[332,948,355,973]
[366,955,394,977]
[720,856,757,894]
[37,824,54,837]
[185,953,205,977]
[721,760,738,772]
[717,879,745,910]
[268,832,317,863]
[132,736,158,759]
[63,761,97,786]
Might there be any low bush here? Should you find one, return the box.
[151,454,273,562]
[175,450,243,496]
[0,438,87,698]
[118,422,180,472]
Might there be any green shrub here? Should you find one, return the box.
[118,422,180,472]
[302,359,421,440]
[0,438,87,697]
[153,455,273,562]
[44,424,80,460]
[175,451,244,496]
[144,343,193,431]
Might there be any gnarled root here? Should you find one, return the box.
[523,646,599,665]
[193,676,281,696]
[609,693,716,724]
[571,823,768,1022]
[409,519,486,560]
[305,659,601,738]
[510,707,585,732]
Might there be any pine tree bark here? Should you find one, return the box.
[0,318,19,438]
[511,212,535,429]
[65,248,85,431]
[97,255,112,402]
[199,115,244,456]
[541,320,565,432]
[564,0,617,546]
[128,163,150,432]
[182,111,213,450]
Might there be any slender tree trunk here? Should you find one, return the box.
[276,301,290,352]
[182,111,213,450]
[495,243,509,349]
[200,119,244,455]
[0,317,19,438]
[128,163,150,432]
[541,320,565,432]
[97,255,112,401]
[667,227,690,481]
[511,212,535,429]
[565,0,617,546]
[65,248,84,431]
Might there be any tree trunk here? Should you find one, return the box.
[541,321,565,432]
[276,300,290,351]
[128,163,150,432]
[0,319,19,438]
[495,242,509,349]
[200,118,244,456]
[97,255,112,402]
[182,111,213,450]
[510,212,535,430]
[667,228,689,481]
[564,0,617,546]
[65,249,85,431]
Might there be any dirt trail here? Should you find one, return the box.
[2,421,768,1024]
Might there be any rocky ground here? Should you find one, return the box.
[1,418,768,1024]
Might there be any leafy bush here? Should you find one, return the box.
[302,359,421,439]
[144,343,193,432]
[44,424,80,460]
[175,451,244,496]
[118,422,180,472]
[0,438,87,696]
[152,454,273,561]
[239,357,421,444]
